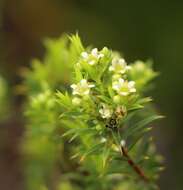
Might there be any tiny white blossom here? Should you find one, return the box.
[91,48,98,57]
[91,48,104,59]
[120,140,126,147]
[109,57,131,74]
[71,79,95,96]
[81,48,104,66]
[112,78,136,96]
[100,137,107,143]
[99,104,113,118]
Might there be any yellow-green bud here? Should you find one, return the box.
[72,97,81,106]
[112,74,121,81]
[113,95,121,104]
[96,124,102,131]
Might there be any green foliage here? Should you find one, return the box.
[22,34,163,190]
[128,60,158,92]
[21,34,84,95]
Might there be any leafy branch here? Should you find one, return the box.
[21,34,164,190]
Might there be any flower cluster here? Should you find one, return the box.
[70,49,137,119]
[23,34,162,190]
[81,48,104,66]
[109,56,136,98]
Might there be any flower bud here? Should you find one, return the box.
[120,140,126,147]
[95,124,102,131]
[113,95,121,104]
[72,97,81,106]
[112,74,121,81]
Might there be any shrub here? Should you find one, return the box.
[21,34,163,190]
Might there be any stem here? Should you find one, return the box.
[120,145,149,182]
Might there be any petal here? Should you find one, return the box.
[120,70,126,74]
[113,85,120,91]
[71,84,77,89]
[91,48,98,56]
[119,58,126,65]
[109,66,114,71]
[130,88,136,93]
[126,65,131,70]
[83,90,90,95]
[112,82,119,90]
[80,79,87,84]
[89,84,95,88]
[73,91,78,95]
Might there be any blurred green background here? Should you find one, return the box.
[0,0,183,189]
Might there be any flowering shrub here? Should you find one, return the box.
[22,34,163,190]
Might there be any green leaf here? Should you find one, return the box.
[59,111,82,119]
[62,128,90,137]
[56,91,72,110]
[136,97,153,105]
[102,146,110,170]
[69,33,84,56]
[97,95,111,104]
[128,104,144,111]
[80,143,104,162]
[122,115,164,139]
[74,67,83,82]
[108,86,115,98]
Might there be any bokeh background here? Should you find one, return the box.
[0,0,183,189]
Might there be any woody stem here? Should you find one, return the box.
[120,145,149,182]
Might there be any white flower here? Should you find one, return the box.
[109,57,131,74]
[81,48,104,66]
[120,140,126,147]
[71,79,95,96]
[112,78,136,96]
[99,104,113,118]
[91,48,104,59]
[100,137,107,143]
